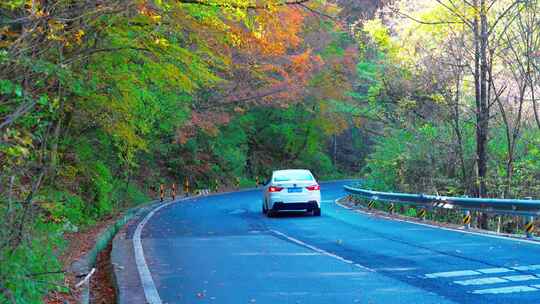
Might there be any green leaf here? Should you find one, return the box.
[14,86,22,97]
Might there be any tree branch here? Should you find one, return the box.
[198,87,288,110]
[177,0,310,9]
[392,7,464,26]
[297,3,338,21]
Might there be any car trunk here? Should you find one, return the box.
[274,180,316,195]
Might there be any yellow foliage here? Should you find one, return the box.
[74,29,85,44]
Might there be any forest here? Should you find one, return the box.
[1,0,540,302]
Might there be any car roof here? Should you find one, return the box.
[272,169,312,175]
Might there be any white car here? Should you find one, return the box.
[262,169,321,217]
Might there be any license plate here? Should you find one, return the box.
[288,187,302,193]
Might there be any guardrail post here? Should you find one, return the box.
[418,208,427,221]
[525,216,535,239]
[388,203,395,214]
[184,177,190,197]
[463,210,471,229]
[171,183,176,200]
[343,185,540,233]
[160,184,164,202]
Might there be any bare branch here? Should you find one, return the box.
[434,0,475,29]
[0,100,37,131]
[487,0,523,36]
[392,7,464,25]
[177,0,310,9]
[297,3,338,21]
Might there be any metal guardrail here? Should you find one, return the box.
[344,185,540,237]
[344,186,540,215]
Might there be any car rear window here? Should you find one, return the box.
[274,171,314,182]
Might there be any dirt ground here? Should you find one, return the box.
[43,216,118,304]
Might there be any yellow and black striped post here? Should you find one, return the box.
[463,210,471,229]
[256,176,260,187]
[525,216,535,238]
[417,208,427,220]
[368,200,375,210]
[171,183,177,200]
[388,203,395,214]
[160,184,165,202]
[183,177,190,197]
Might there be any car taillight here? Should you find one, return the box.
[269,186,284,192]
[306,184,320,191]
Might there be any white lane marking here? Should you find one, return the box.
[458,243,490,247]
[352,238,381,241]
[454,277,508,286]
[477,267,514,274]
[377,267,417,272]
[512,264,540,271]
[228,209,247,214]
[334,198,540,246]
[133,198,192,304]
[269,292,310,296]
[472,285,538,294]
[425,270,481,278]
[318,272,369,276]
[502,274,540,282]
[269,229,375,272]
[236,252,321,256]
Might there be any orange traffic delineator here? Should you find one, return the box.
[184,177,190,197]
[171,183,177,200]
[160,184,165,202]
[526,221,535,235]
[388,203,395,214]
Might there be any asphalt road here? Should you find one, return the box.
[127,180,540,303]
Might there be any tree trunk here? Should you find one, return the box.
[532,86,540,131]
[473,0,482,196]
[497,96,513,198]
[472,0,490,199]
[477,0,489,198]
[333,134,337,166]
[452,71,467,188]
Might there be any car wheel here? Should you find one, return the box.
[313,208,321,216]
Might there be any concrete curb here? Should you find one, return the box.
[111,198,193,304]
[69,200,161,304]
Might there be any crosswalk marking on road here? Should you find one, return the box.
[477,267,513,274]
[425,264,540,295]
[425,270,481,278]
[502,274,540,282]
[512,264,540,271]
[472,285,538,294]
[454,277,507,286]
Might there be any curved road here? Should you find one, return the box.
[116,181,540,303]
